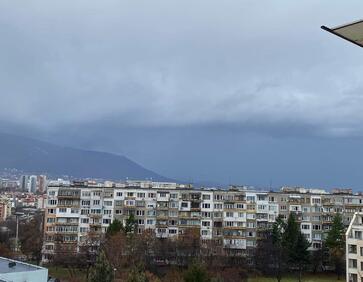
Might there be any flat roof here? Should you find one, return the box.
[0,257,45,274]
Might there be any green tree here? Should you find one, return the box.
[89,250,114,282]
[184,262,210,282]
[271,216,286,282]
[127,264,147,282]
[106,219,123,236]
[293,232,310,282]
[282,213,311,282]
[325,213,345,280]
[282,213,299,259]
[123,214,137,234]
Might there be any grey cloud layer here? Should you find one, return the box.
[1,0,363,136]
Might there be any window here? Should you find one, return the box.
[355,231,362,240]
[312,224,321,230]
[225,212,233,217]
[48,209,55,214]
[301,224,310,230]
[127,192,134,197]
[136,210,145,216]
[147,219,154,225]
[116,192,123,197]
[103,219,111,224]
[202,221,210,227]
[81,218,89,224]
[93,191,101,196]
[202,194,211,200]
[137,193,145,198]
[82,191,91,197]
[169,229,177,234]
[81,200,90,206]
[214,203,223,209]
[349,259,357,269]
[158,192,167,197]
[104,201,112,206]
[93,200,100,205]
[349,244,357,254]
[169,210,178,217]
[104,210,112,215]
[59,208,67,213]
[312,198,321,204]
[170,193,178,199]
[48,200,57,205]
[181,202,188,208]
[148,193,156,198]
[247,196,255,202]
[81,209,90,215]
[236,204,244,209]
[202,203,210,209]
[71,208,78,214]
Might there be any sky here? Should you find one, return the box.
[1,1,363,189]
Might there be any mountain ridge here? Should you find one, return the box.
[0,132,170,181]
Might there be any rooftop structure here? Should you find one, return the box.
[0,257,48,282]
[322,19,363,48]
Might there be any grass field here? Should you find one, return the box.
[248,273,339,282]
[47,266,338,282]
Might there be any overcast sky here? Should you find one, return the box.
[1,1,363,188]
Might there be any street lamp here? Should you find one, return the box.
[321,19,363,48]
[14,212,24,252]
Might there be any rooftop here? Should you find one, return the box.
[0,257,44,274]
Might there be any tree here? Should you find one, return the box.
[127,264,147,282]
[0,242,12,258]
[19,211,43,264]
[184,262,210,282]
[282,213,299,260]
[280,213,311,282]
[271,216,286,282]
[293,232,310,282]
[325,213,345,280]
[89,250,114,282]
[106,219,123,236]
[123,214,137,234]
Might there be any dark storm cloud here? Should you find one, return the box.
[2,1,363,189]
[1,1,363,136]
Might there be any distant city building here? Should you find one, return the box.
[19,175,29,192]
[42,180,363,263]
[0,197,11,221]
[37,175,47,193]
[0,256,48,282]
[29,176,37,194]
[346,213,363,282]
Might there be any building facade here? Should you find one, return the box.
[346,212,363,282]
[42,181,363,263]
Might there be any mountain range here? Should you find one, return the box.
[0,132,170,181]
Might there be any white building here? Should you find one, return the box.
[346,212,363,282]
[0,257,48,282]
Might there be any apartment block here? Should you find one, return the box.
[346,213,363,282]
[42,181,363,263]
